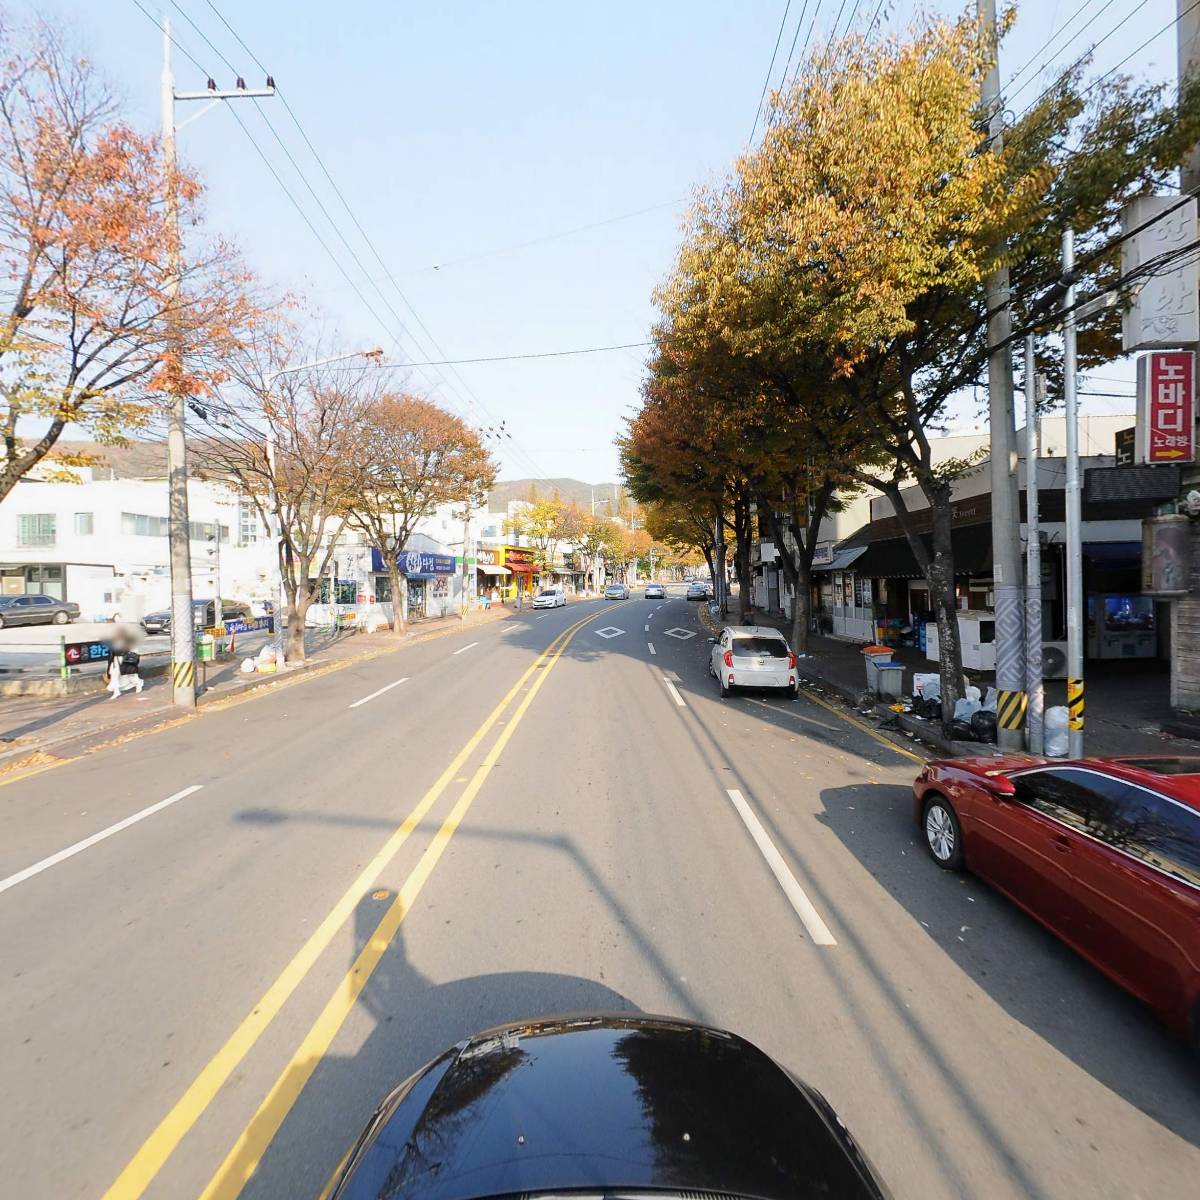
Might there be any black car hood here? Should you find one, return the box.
[331,1014,888,1200]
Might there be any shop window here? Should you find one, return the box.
[374,575,392,602]
[18,513,55,546]
[75,512,94,536]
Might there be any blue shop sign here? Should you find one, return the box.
[371,547,456,576]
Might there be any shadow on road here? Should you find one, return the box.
[815,782,1200,1150]
[231,909,641,1200]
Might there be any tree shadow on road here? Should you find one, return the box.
[814,782,1200,1150]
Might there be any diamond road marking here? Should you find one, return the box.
[664,627,696,640]
[594,626,625,639]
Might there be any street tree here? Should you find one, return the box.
[653,9,1200,716]
[194,325,366,661]
[346,393,495,633]
[0,18,257,502]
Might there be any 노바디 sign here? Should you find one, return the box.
[1136,351,1195,464]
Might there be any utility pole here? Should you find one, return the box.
[1024,333,1044,754]
[161,17,274,705]
[1062,228,1085,758]
[1180,0,1200,195]
[979,0,1026,748]
[461,503,473,616]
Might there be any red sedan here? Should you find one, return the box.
[913,754,1200,1045]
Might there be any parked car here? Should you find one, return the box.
[913,754,1200,1045]
[327,1014,891,1200]
[142,600,251,635]
[686,581,711,601]
[709,625,798,698]
[0,594,79,627]
[645,582,665,599]
[604,583,630,599]
[532,586,566,609]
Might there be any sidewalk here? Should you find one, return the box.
[0,602,519,776]
[725,604,1192,759]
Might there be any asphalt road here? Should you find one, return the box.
[0,588,1196,1200]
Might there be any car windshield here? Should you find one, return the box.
[732,637,788,657]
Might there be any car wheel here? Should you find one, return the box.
[788,682,799,700]
[0,613,5,628]
[719,679,733,698]
[53,611,69,624]
[922,794,964,871]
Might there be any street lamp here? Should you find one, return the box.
[263,348,382,668]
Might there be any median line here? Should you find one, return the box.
[347,677,409,709]
[195,604,604,1200]
[100,607,607,1200]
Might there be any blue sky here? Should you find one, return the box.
[30,2,1183,481]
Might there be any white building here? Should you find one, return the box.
[0,476,273,620]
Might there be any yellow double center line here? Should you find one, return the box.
[103,604,616,1200]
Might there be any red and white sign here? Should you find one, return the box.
[1136,351,1195,463]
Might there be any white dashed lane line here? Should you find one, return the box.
[725,789,837,945]
[452,642,479,655]
[648,642,656,655]
[662,675,686,707]
[348,677,410,709]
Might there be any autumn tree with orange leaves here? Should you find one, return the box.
[0,18,258,501]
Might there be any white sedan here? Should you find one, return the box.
[709,626,798,698]
[532,587,566,609]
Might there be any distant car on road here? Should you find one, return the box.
[709,625,798,698]
[327,1014,891,1200]
[686,581,710,600]
[913,754,1200,1046]
[604,583,629,600]
[0,594,79,627]
[532,586,566,609]
[645,582,665,599]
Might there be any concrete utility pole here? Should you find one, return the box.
[161,17,274,706]
[1062,228,1085,758]
[1024,333,1044,754]
[978,0,1026,748]
[1180,0,1200,195]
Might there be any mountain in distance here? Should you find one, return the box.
[488,478,625,512]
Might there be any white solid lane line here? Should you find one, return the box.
[726,789,837,946]
[645,624,650,631]
[348,677,410,709]
[452,642,479,655]
[648,642,656,655]
[0,785,204,897]
[662,675,686,707]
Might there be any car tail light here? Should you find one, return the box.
[723,650,733,668]
[788,653,796,668]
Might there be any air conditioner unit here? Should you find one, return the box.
[1042,641,1068,680]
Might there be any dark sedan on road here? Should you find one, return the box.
[0,594,79,626]
[329,1014,892,1200]
[914,755,1200,1045]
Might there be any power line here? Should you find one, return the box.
[197,1,554,480]
[750,0,793,144]
[170,0,238,75]
[823,1,850,61]
[1002,0,1111,98]
[773,1,817,107]
[129,0,206,74]
[335,341,653,369]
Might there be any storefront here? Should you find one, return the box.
[475,546,511,601]
[370,547,457,620]
[503,545,535,599]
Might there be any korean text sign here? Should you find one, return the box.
[1137,351,1195,464]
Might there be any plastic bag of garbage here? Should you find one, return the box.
[363,610,387,634]
[953,696,981,721]
[240,657,257,674]
[256,645,276,663]
[1045,706,1069,757]
[970,709,998,743]
[982,687,998,712]
[913,672,940,699]
[949,718,976,741]
[964,685,981,703]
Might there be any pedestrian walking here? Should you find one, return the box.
[105,628,144,700]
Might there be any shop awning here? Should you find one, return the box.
[811,545,867,573]
[477,564,511,576]
[852,524,992,579]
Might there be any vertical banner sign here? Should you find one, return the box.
[1136,351,1195,463]
[1120,196,1199,350]
[1114,427,1135,466]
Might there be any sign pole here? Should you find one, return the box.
[1024,333,1045,755]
